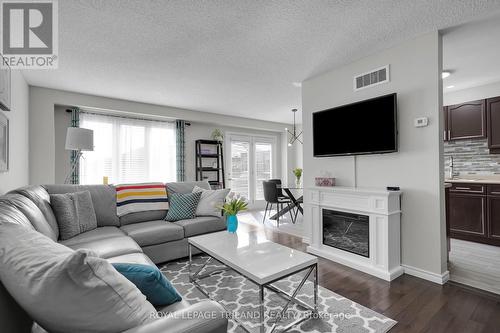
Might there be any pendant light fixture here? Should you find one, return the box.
[286,108,302,146]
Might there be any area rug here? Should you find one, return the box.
[159,256,396,333]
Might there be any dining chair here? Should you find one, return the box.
[269,178,298,222]
[268,179,289,200]
[262,180,295,227]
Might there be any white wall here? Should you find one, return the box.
[302,32,447,278]
[38,87,290,185]
[0,71,29,194]
[444,80,500,105]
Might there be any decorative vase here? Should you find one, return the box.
[227,214,238,233]
[296,177,302,188]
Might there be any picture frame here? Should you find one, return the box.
[0,54,11,111]
[0,112,8,172]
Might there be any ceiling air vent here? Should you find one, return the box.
[354,65,390,91]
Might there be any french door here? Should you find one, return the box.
[227,134,276,205]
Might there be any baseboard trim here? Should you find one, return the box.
[308,245,404,281]
[448,280,500,299]
[402,264,449,285]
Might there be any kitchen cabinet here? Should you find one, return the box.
[443,106,449,142]
[488,184,500,241]
[445,100,486,141]
[488,196,500,240]
[487,96,500,152]
[447,183,500,246]
[448,193,486,238]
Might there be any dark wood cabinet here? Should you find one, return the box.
[488,196,500,241]
[446,100,486,141]
[448,193,487,237]
[487,97,500,152]
[448,182,500,246]
[443,96,500,149]
[443,106,449,141]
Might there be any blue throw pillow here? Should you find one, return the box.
[112,263,182,306]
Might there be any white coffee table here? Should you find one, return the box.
[188,231,318,333]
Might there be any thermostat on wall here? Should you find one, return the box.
[414,117,429,127]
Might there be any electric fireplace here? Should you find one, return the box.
[322,209,369,257]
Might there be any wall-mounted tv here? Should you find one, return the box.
[313,93,397,157]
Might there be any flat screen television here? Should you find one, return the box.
[313,93,397,157]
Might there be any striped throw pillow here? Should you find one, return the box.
[116,183,169,217]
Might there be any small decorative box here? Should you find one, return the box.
[315,177,335,187]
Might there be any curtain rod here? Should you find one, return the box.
[66,108,191,126]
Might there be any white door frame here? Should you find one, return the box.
[226,132,278,209]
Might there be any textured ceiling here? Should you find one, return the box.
[22,0,500,123]
[443,13,500,93]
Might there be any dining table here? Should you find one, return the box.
[269,185,303,221]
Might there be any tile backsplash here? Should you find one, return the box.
[444,139,500,175]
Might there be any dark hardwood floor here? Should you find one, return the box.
[243,223,500,333]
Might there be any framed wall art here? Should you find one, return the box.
[0,54,11,111]
[0,112,8,172]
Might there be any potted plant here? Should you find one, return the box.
[218,193,248,233]
[293,168,303,187]
[211,128,224,142]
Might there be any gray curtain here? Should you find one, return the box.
[69,107,80,184]
[176,120,186,181]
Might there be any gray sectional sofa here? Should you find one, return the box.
[0,181,228,333]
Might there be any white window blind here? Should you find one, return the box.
[79,112,176,185]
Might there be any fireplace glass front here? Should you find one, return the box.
[322,209,369,257]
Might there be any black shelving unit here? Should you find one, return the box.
[195,140,225,189]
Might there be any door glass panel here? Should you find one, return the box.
[230,140,250,198]
[255,142,272,200]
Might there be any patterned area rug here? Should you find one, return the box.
[160,256,396,333]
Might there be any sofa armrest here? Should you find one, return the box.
[123,300,228,333]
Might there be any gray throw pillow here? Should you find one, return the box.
[192,186,230,217]
[0,222,156,333]
[50,191,98,240]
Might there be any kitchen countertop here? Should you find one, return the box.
[445,175,500,185]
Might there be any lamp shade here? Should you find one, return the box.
[65,127,94,151]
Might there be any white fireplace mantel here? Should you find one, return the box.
[304,186,403,281]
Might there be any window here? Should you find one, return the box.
[228,133,276,203]
[79,112,176,185]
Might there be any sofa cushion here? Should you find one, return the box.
[0,194,57,241]
[166,180,211,195]
[9,185,59,239]
[156,299,192,314]
[0,202,35,230]
[44,184,120,227]
[107,253,155,267]
[61,235,143,259]
[174,216,226,237]
[121,220,184,246]
[60,226,125,246]
[0,222,156,333]
[50,191,98,240]
[120,210,168,226]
